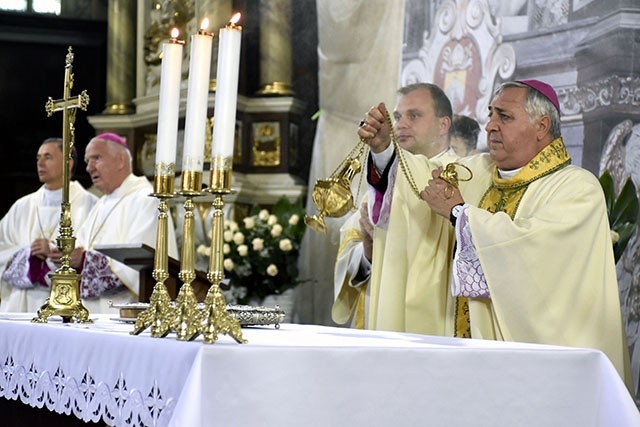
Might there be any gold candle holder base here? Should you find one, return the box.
[200,284,246,344]
[200,158,246,344]
[173,173,206,341]
[132,282,174,337]
[131,173,176,337]
[172,282,201,341]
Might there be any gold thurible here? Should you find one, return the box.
[131,168,176,337]
[201,155,246,344]
[172,169,204,341]
[304,141,367,233]
[34,46,91,324]
[305,109,430,234]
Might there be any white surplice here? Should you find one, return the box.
[0,181,97,312]
[74,174,179,313]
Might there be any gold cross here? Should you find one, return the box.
[33,46,92,324]
[44,46,89,225]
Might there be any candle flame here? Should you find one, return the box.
[229,12,241,25]
[200,18,209,31]
[170,27,180,39]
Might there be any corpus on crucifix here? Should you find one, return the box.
[33,46,91,324]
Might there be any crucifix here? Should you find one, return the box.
[33,46,91,324]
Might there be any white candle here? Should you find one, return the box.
[182,19,213,172]
[212,13,242,159]
[155,28,184,169]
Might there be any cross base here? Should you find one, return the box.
[32,269,91,324]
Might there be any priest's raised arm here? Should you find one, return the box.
[332,83,460,336]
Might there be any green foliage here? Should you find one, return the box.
[599,170,639,262]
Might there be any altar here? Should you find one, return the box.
[0,313,638,427]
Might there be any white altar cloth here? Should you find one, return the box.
[0,313,638,427]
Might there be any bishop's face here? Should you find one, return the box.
[85,138,123,195]
[485,86,547,170]
[37,142,64,190]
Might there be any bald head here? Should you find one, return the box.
[85,134,132,195]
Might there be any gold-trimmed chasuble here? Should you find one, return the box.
[454,138,571,338]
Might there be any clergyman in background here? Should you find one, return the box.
[0,137,97,312]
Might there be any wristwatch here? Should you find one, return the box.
[449,203,465,227]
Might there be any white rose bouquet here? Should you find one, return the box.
[198,196,306,304]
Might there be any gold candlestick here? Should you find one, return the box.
[172,170,204,341]
[33,46,91,324]
[201,155,246,344]
[131,170,176,337]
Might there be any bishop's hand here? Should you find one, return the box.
[420,167,465,218]
[30,238,52,260]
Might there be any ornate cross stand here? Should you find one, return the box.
[33,46,91,324]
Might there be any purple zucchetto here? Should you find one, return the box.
[516,79,560,113]
[94,132,128,149]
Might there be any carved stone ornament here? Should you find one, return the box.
[558,75,640,115]
[401,0,515,124]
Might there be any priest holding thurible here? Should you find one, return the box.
[362,79,632,390]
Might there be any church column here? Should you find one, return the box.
[103,0,136,115]
[196,0,233,91]
[257,0,294,95]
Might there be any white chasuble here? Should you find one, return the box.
[458,151,632,388]
[364,149,459,335]
[75,174,179,313]
[0,181,97,312]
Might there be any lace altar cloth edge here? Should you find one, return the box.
[0,314,201,426]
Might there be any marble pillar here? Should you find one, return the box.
[257,0,293,95]
[104,0,136,114]
[196,0,233,91]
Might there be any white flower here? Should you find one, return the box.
[258,209,269,221]
[271,223,283,237]
[237,244,248,256]
[223,258,234,271]
[243,217,255,229]
[233,232,245,245]
[196,244,211,257]
[267,214,278,226]
[252,238,264,251]
[225,220,239,232]
[279,238,293,252]
[223,230,234,242]
[266,264,279,276]
[223,243,230,255]
[288,214,300,225]
[611,229,620,244]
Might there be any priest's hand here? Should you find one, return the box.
[420,167,465,218]
[30,238,52,260]
[358,102,391,153]
[359,201,374,262]
[48,246,85,270]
